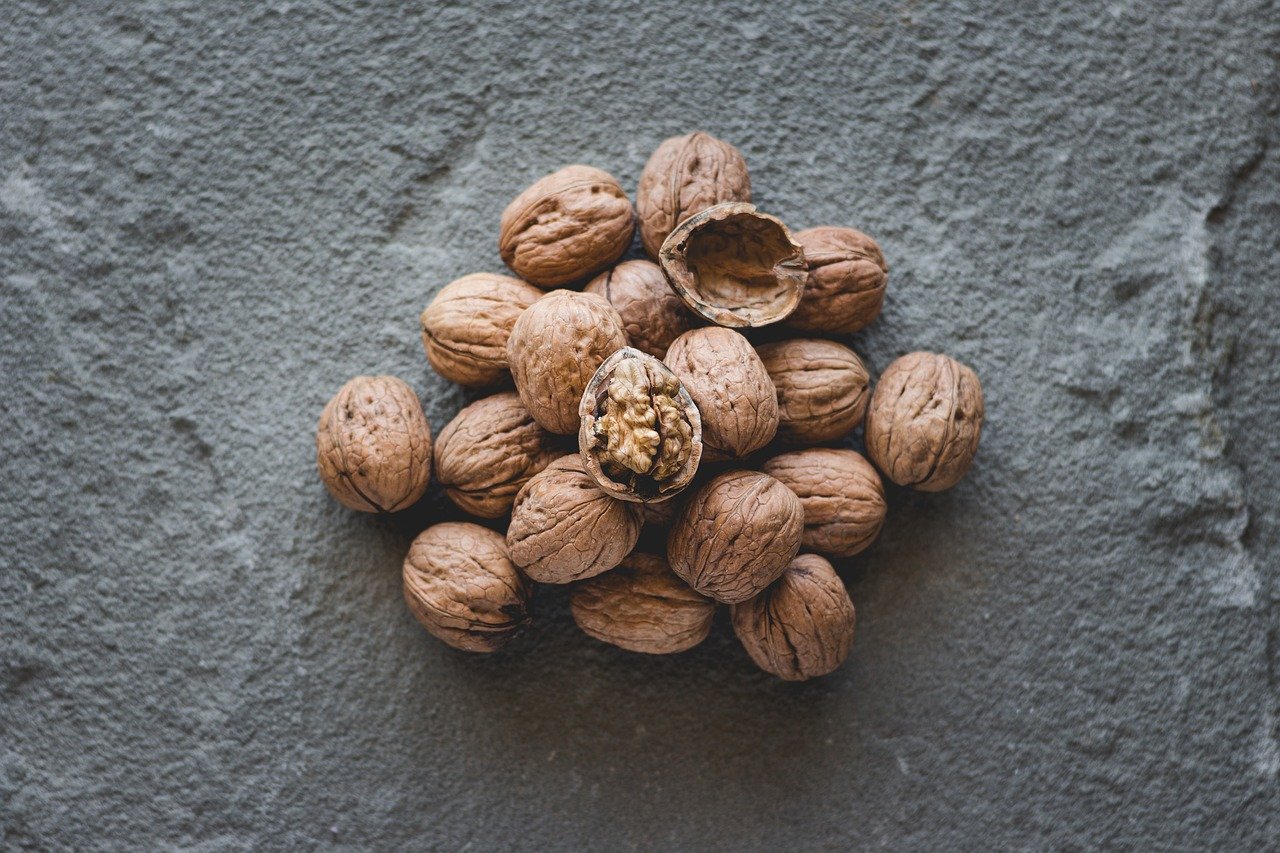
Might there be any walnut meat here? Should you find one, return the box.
[506,455,642,584]
[316,375,432,513]
[787,227,888,334]
[664,327,778,459]
[506,290,629,435]
[667,470,803,603]
[403,522,530,652]
[730,553,856,681]
[419,273,543,387]
[584,260,699,358]
[659,202,807,328]
[864,352,984,491]
[635,131,752,260]
[762,449,886,558]
[756,338,871,446]
[570,552,715,654]
[434,392,562,518]
[498,165,634,288]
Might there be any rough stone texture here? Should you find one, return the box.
[0,1,1276,849]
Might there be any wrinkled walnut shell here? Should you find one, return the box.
[667,470,804,604]
[434,392,562,518]
[635,131,752,260]
[659,202,807,328]
[403,522,531,653]
[316,375,432,513]
[570,552,715,654]
[498,165,634,288]
[864,352,984,491]
[584,260,699,358]
[730,553,855,681]
[419,273,543,387]
[756,338,871,446]
[762,449,886,558]
[787,226,888,334]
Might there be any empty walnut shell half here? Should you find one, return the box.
[787,226,888,334]
[756,338,871,446]
[658,202,807,328]
[762,448,886,558]
[419,273,543,387]
[584,260,699,359]
[578,348,702,503]
[635,131,752,260]
[570,552,716,654]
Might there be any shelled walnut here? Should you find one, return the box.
[756,338,871,446]
[786,226,888,334]
[419,273,543,387]
[584,260,699,358]
[762,448,886,558]
[635,131,752,260]
[570,552,716,654]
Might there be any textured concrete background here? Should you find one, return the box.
[2,0,1278,848]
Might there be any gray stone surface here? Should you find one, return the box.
[2,0,1278,848]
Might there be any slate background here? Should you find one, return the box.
[2,1,1278,849]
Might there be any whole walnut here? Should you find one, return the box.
[864,352,984,491]
[730,553,856,681]
[507,455,642,584]
[664,327,778,459]
[635,131,752,260]
[506,290,629,435]
[419,273,543,387]
[433,392,562,518]
[785,226,888,334]
[498,165,634,288]
[667,470,803,603]
[570,552,716,654]
[584,260,699,358]
[316,375,432,513]
[403,522,531,653]
[762,449,886,558]
[756,338,871,446]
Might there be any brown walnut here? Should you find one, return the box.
[659,202,807,328]
[316,375,432,513]
[635,131,752,260]
[419,273,543,387]
[730,553,856,681]
[402,522,531,653]
[667,470,804,603]
[570,552,716,654]
[434,392,562,518]
[498,165,634,288]
[664,327,778,459]
[584,260,699,358]
[787,226,888,334]
[864,352,984,491]
[506,290,629,435]
[756,338,871,446]
[762,449,886,558]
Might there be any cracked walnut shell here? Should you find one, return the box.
[570,552,715,654]
[756,338,871,446]
[635,131,752,260]
[584,260,699,359]
[420,273,543,387]
[787,226,888,334]
[762,448,886,558]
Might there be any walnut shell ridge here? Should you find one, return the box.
[756,338,871,446]
[635,131,752,260]
[570,552,715,654]
[762,448,886,558]
[664,327,778,459]
[787,226,888,334]
[419,273,543,387]
[584,260,699,359]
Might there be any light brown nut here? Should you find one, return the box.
[583,260,699,358]
[506,455,642,584]
[635,131,752,260]
[402,522,531,653]
[659,202,807,328]
[570,552,716,654]
[316,375,432,513]
[762,449,886,558]
[787,227,888,334]
[667,470,804,603]
[419,273,543,387]
[663,327,778,458]
[756,338,871,446]
[506,290,629,435]
[864,352,984,491]
[433,392,562,518]
[498,165,635,288]
[730,553,856,681]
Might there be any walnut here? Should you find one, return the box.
[570,552,715,654]
[730,553,856,681]
[498,165,634,288]
[756,338,871,446]
[663,327,778,459]
[583,260,699,358]
[787,227,888,334]
[506,290,629,435]
[419,273,543,387]
[635,131,752,260]
[433,391,563,518]
[659,202,807,328]
[316,375,432,513]
[667,470,803,603]
[762,449,886,558]
[506,455,642,584]
[864,352,984,491]
[402,522,531,653]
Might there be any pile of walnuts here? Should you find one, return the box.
[317,132,984,681]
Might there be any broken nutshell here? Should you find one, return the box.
[787,226,888,334]
[762,448,886,558]
[570,552,716,654]
[419,272,543,387]
[756,338,871,446]
[583,259,699,359]
[635,131,752,260]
